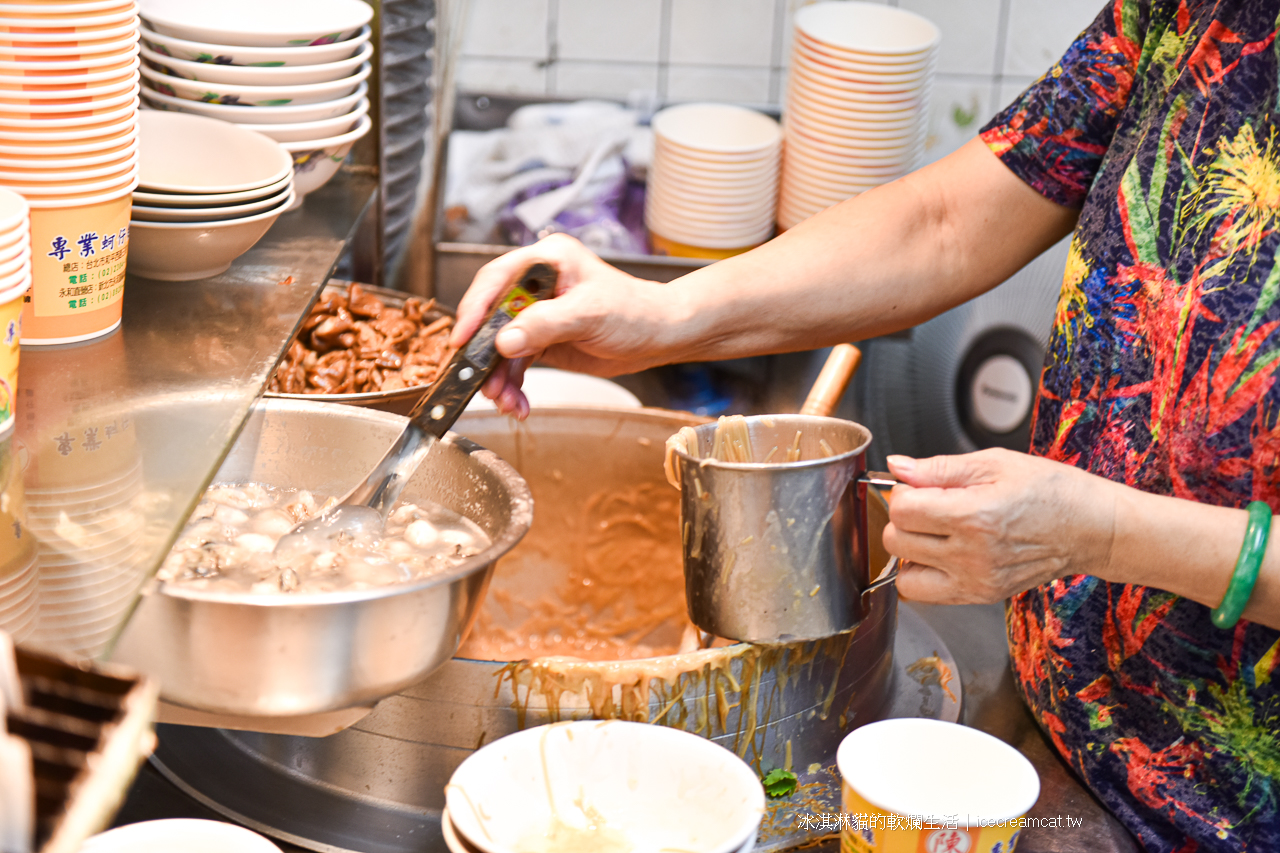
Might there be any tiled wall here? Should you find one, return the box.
[458,0,1104,163]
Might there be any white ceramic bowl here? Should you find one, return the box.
[140,0,371,48]
[652,102,781,155]
[789,63,931,106]
[791,54,932,93]
[139,23,370,67]
[647,178,777,213]
[139,61,369,106]
[132,171,290,206]
[127,186,294,280]
[131,184,290,221]
[81,819,281,853]
[140,40,371,86]
[647,209,776,244]
[795,2,941,57]
[279,112,370,199]
[138,109,291,192]
[243,97,367,142]
[141,79,366,123]
[446,721,764,853]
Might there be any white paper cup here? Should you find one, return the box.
[795,2,941,58]
[837,719,1039,853]
[652,102,782,155]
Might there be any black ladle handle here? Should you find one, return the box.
[407,263,557,438]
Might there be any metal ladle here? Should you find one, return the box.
[273,263,558,557]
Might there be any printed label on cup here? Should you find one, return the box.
[28,194,129,318]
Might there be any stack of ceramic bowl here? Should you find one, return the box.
[779,1,939,230]
[138,0,372,208]
[646,103,781,259]
[0,0,141,345]
[128,110,294,280]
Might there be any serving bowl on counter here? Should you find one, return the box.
[111,398,534,716]
[139,40,372,86]
[138,61,370,107]
[139,23,370,67]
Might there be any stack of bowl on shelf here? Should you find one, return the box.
[779,1,940,230]
[129,110,293,280]
[645,103,781,259]
[0,0,141,345]
[137,0,373,208]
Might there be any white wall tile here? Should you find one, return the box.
[669,0,777,68]
[921,75,994,165]
[462,0,549,59]
[1002,0,1104,77]
[898,0,1002,76]
[996,76,1038,111]
[666,65,772,104]
[558,0,662,63]
[457,57,549,96]
[554,61,660,99]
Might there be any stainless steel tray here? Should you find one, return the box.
[144,602,959,853]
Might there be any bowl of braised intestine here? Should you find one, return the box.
[266,281,456,415]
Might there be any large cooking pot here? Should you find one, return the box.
[215,407,897,851]
[111,398,533,716]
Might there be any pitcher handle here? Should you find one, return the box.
[862,556,899,600]
[859,470,901,601]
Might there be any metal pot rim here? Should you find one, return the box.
[153,398,533,607]
[671,413,874,470]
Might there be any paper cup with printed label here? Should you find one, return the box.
[838,719,1040,853]
[22,182,132,345]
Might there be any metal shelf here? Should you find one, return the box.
[0,166,378,663]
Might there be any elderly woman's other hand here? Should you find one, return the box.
[882,448,1117,604]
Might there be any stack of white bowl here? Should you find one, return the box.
[779,1,940,230]
[646,103,781,259]
[137,0,373,207]
[128,110,294,280]
[0,0,142,345]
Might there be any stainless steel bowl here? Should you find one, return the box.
[265,282,453,416]
[111,398,533,716]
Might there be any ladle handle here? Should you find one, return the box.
[407,263,557,437]
[800,343,862,417]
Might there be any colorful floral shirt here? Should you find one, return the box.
[980,2,1280,850]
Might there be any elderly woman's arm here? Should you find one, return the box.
[884,450,1280,631]
[451,137,1078,416]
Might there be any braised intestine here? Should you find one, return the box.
[159,483,489,594]
[269,284,456,395]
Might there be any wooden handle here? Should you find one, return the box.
[800,344,862,417]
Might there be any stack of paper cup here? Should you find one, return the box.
[779,1,939,230]
[646,103,781,259]
[0,0,141,345]
[0,189,28,439]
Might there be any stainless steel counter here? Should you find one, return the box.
[111,601,1141,853]
[0,167,377,661]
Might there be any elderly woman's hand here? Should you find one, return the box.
[450,234,691,418]
[882,448,1118,604]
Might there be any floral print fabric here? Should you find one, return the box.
[980,2,1280,850]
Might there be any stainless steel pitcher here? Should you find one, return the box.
[671,415,897,643]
